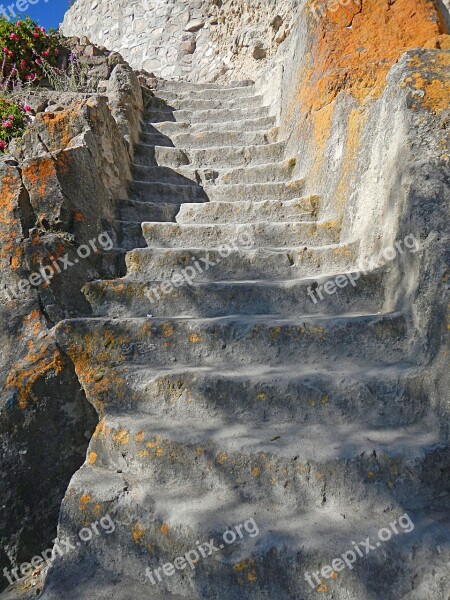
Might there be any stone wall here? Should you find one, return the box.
[62,0,298,83]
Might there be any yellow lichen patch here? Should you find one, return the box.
[217,452,228,465]
[316,580,329,593]
[256,392,267,400]
[135,431,145,443]
[88,451,97,465]
[189,333,201,343]
[132,523,146,544]
[160,523,170,536]
[112,429,130,445]
[5,322,65,410]
[139,450,150,458]
[251,467,261,477]
[93,419,110,440]
[93,503,102,517]
[80,494,91,511]
[330,571,338,580]
[155,447,164,457]
[321,395,329,404]
[162,323,174,338]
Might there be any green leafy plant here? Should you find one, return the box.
[0,16,60,87]
[0,96,28,151]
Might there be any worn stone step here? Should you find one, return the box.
[155,81,256,98]
[40,481,450,600]
[56,312,409,369]
[149,115,276,136]
[145,105,271,124]
[119,199,180,223]
[129,180,207,203]
[141,221,341,249]
[151,92,265,111]
[125,242,359,281]
[205,179,304,202]
[176,197,319,224]
[133,142,286,169]
[77,363,428,428]
[131,158,296,186]
[83,269,385,319]
[140,128,279,149]
[89,417,445,511]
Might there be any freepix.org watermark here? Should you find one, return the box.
[304,513,415,590]
[310,0,361,21]
[145,517,260,586]
[3,231,114,302]
[0,0,47,22]
[145,228,255,305]
[3,514,116,586]
[306,234,420,304]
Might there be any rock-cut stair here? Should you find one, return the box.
[41,81,449,600]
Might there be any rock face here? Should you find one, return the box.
[0,47,144,595]
[1,1,449,599]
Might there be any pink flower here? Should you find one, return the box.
[10,33,20,41]
[23,104,32,112]
[8,114,14,120]
[3,47,8,54]
[16,20,22,26]
[20,59,26,69]
[54,48,59,55]
[35,58,41,64]
[42,50,49,57]
[33,32,40,38]
[0,141,7,150]
[8,51,13,58]
[3,120,13,128]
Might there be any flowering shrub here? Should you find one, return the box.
[0,97,30,151]
[0,17,60,87]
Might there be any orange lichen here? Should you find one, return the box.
[288,0,446,196]
[88,451,97,464]
[80,494,91,511]
[299,0,444,115]
[160,523,170,536]
[5,311,65,409]
[38,107,80,150]
[22,158,56,199]
[402,52,450,114]
[112,429,130,445]
[132,523,146,544]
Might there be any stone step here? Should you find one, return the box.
[55,312,409,369]
[176,197,319,224]
[151,91,265,111]
[40,482,450,600]
[131,158,297,187]
[148,115,276,136]
[129,180,207,203]
[145,105,271,124]
[133,142,286,169]
[83,269,385,319]
[125,242,359,281]
[140,128,279,149]
[155,81,256,98]
[119,199,180,223]
[75,362,427,428]
[88,418,446,512]
[141,221,341,249]
[205,179,304,202]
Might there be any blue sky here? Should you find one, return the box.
[15,0,70,29]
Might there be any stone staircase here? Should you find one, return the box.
[40,81,449,599]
